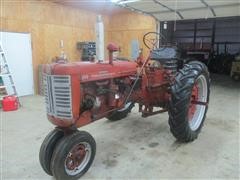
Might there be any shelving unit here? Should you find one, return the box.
[77,41,96,61]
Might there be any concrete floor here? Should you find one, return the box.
[1,74,240,179]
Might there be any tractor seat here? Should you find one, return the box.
[150,47,179,62]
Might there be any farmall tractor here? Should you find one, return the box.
[40,32,210,180]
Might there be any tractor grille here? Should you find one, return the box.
[43,74,73,119]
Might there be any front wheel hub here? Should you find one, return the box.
[64,142,92,176]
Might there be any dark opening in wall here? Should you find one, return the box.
[159,16,240,74]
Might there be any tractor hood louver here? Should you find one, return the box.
[43,74,73,120]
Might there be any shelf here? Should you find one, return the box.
[0,73,10,77]
[0,84,15,88]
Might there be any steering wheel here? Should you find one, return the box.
[143,32,167,50]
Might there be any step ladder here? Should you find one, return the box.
[0,42,20,105]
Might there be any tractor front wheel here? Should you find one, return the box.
[50,131,96,180]
[39,128,64,175]
[168,61,210,142]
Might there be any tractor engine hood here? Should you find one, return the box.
[51,61,137,82]
[43,60,137,128]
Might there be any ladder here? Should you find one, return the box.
[0,42,20,105]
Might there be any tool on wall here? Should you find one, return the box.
[0,42,20,106]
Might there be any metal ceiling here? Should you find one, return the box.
[114,0,240,21]
[52,0,129,15]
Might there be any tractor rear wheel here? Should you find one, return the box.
[168,61,210,142]
[50,131,96,180]
[107,102,134,121]
[39,128,64,175]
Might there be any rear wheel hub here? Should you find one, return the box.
[188,84,198,120]
[188,75,208,131]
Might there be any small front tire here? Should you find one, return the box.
[51,131,96,180]
[39,128,64,176]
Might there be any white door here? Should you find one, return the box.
[0,32,34,96]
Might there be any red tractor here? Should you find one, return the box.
[40,32,210,180]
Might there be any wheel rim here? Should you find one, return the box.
[188,75,208,131]
[64,142,92,176]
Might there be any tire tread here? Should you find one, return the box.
[168,61,210,142]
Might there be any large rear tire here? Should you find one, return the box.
[107,102,134,121]
[168,61,210,142]
[39,128,64,175]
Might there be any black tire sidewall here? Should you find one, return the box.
[39,128,64,176]
[51,131,96,180]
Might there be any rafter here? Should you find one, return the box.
[200,0,216,17]
[151,3,239,15]
[153,0,184,19]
